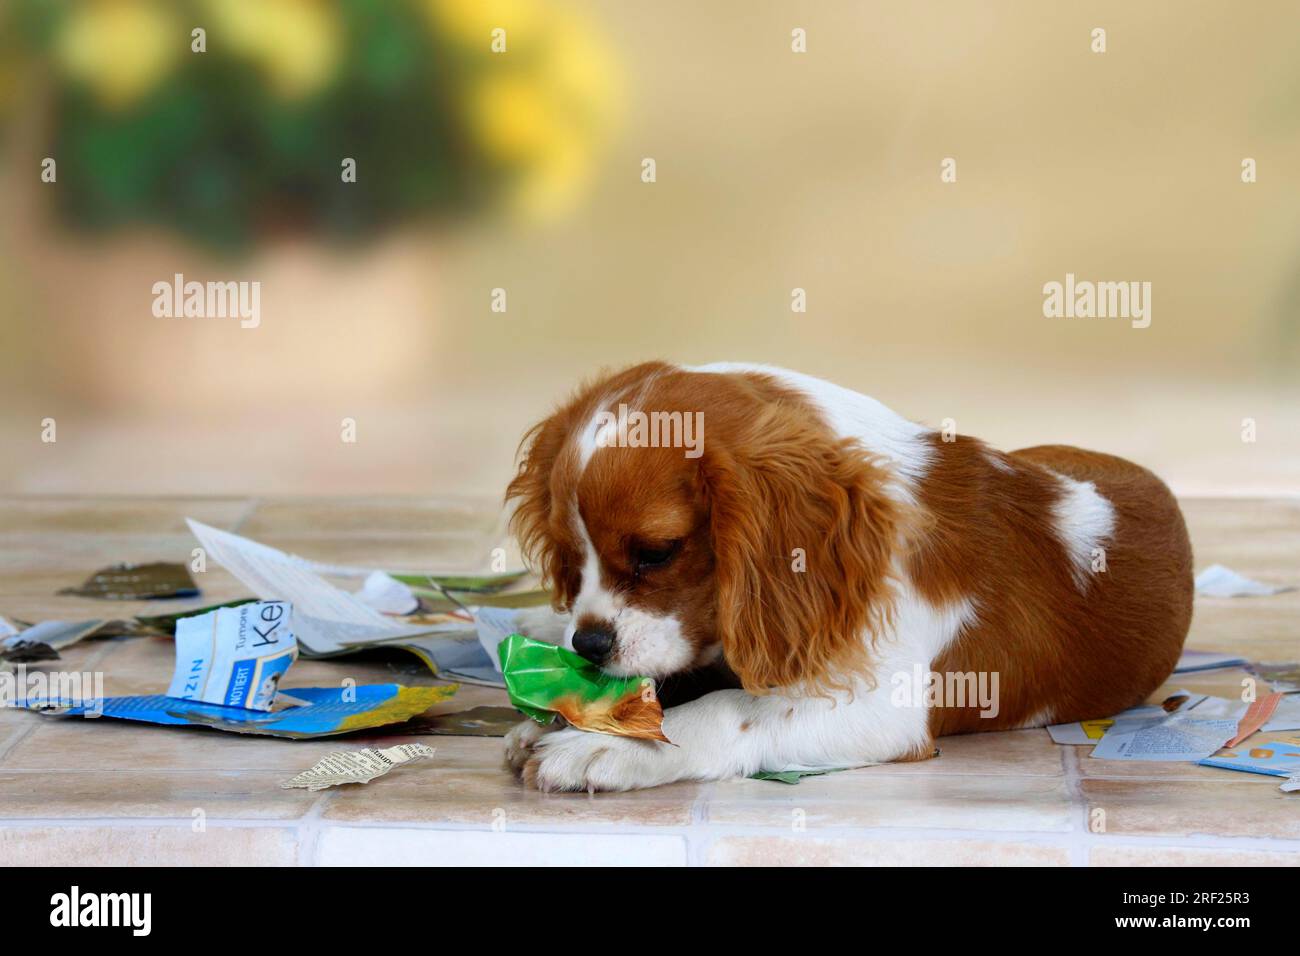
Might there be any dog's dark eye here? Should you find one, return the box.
[633,542,678,572]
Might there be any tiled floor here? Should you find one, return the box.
[0,496,1297,866]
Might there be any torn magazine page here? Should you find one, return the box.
[58,562,199,600]
[1262,695,1300,733]
[1194,564,1293,597]
[1,619,146,664]
[166,601,297,711]
[1199,741,1300,778]
[1090,714,1240,761]
[1246,661,1300,694]
[281,742,436,791]
[473,605,520,671]
[186,519,435,655]
[389,630,503,687]
[1173,649,1248,673]
[24,684,457,739]
[1226,692,1285,746]
[353,571,419,616]
[286,553,529,591]
[7,619,113,651]
[1046,690,1238,746]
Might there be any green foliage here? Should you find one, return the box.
[11,0,506,254]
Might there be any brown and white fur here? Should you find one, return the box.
[503,362,1193,792]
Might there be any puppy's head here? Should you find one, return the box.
[506,363,902,693]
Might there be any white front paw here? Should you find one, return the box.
[522,728,680,793]
[504,718,562,775]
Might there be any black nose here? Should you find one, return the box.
[572,627,615,664]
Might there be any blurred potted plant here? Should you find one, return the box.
[0,0,617,407]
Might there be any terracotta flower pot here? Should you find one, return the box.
[14,212,441,415]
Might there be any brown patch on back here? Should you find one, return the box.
[919,437,1193,737]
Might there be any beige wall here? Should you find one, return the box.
[2,1,1297,497]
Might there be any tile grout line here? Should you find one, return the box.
[2,814,1294,853]
[295,792,333,867]
[0,722,38,765]
[685,780,715,867]
[1061,745,1091,867]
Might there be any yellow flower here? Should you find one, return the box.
[55,0,181,109]
[424,0,543,51]
[203,0,340,100]
[512,126,591,221]
[544,8,621,133]
[461,5,622,219]
[470,74,555,162]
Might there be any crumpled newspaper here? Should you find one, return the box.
[281,743,436,791]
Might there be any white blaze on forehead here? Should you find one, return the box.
[575,375,663,470]
[572,513,620,623]
[576,402,615,469]
[1048,472,1116,591]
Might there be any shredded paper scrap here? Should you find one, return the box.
[281,743,437,791]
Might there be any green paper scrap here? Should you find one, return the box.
[388,570,550,613]
[412,586,553,613]
[751,758,899,784]
[389,570,530,593]
[498,633,669,742]
[751,768,844,785]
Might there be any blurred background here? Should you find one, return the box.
[1,0,1297,498]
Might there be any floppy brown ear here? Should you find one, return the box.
[505,412,581,610]
[704,403,902,694]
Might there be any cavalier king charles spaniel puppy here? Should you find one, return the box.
[503,362,1192,792]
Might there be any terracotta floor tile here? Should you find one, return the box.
[1080,779,1300,839]
[241,498,501,537]
[706,836,1071,866]
[1089,845,1300,867]
[0,824,300,865]
[314,826,687,866]
[871,728,1064,777]
[322,767,701,827]
[0,771,318,820]
[707,772,1073,831]
[0,497,253,535]
[4,719,425,773]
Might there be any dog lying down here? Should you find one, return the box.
[499,362,1192,792]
